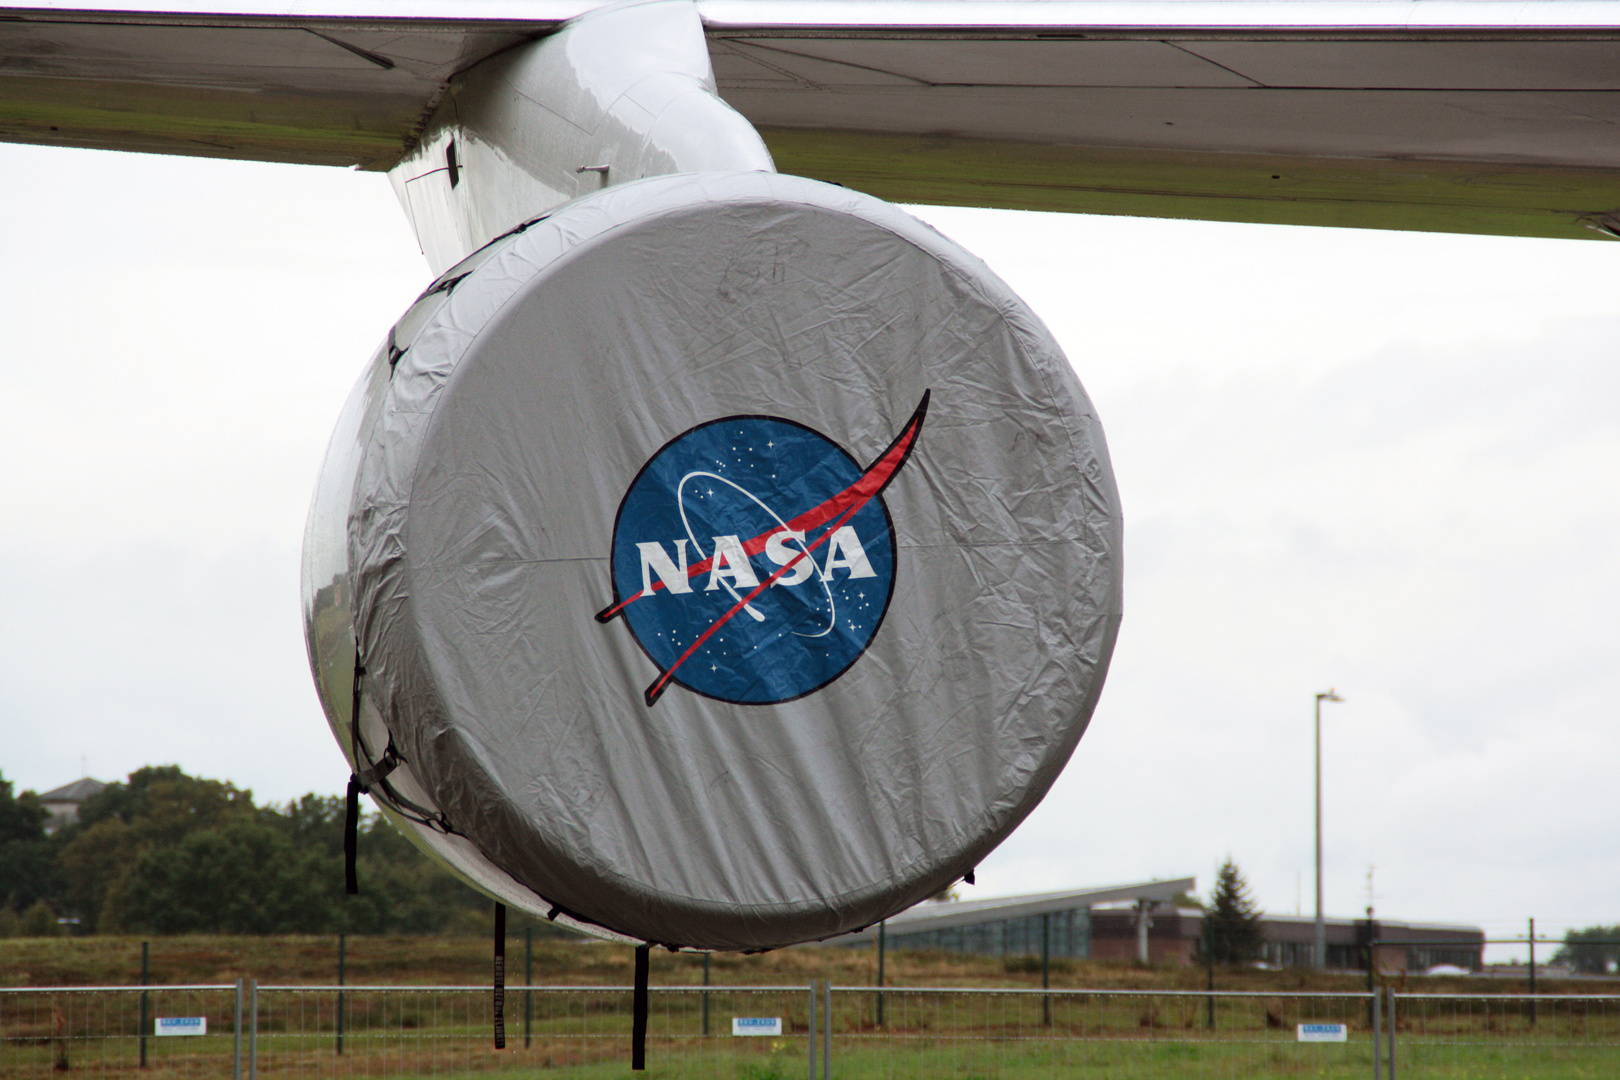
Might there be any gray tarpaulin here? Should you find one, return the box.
[302,171,1121,951]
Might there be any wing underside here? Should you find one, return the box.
[713,30,1620,240]
[0,11,542,169]
[3,1,1618,238]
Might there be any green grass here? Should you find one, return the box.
[10,1029,1617,1079]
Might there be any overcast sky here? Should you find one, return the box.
[2,143,1615,961]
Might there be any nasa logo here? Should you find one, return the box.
[598,393,929,707]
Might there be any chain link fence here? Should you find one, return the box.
[1390,991,1620,1079]
[257,984,812,1078]
[826,985,1378,1079]
[0,983,245,1077]
[4,982,1617,1078]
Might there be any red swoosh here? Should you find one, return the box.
[595,391,928,624]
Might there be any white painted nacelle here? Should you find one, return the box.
[389,0,774,274]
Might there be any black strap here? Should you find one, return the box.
[349,654,366,772]
[344,653,367,896]
[493,904,507,1049]
[344,776,362,895]
[631,943,650,1070]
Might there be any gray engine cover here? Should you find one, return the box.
[302,171,1121,951]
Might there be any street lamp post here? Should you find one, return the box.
[1314,688,1344,969]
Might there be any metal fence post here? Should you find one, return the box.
[876,921,887,1027]
[701,952,711,1037]
[525,926,534,1048]
[234,978,244,1080]
[822,980,832,1080]
[138,940,149,1069]
[1366,929,1377,1027]
[1528,917,1538,1026]
[336,932,346,1055]
[1386,986,1396,1080]
[248,978,258,1080]
[1041,912,1052,1027]
[1205,920,1216,1030]
[1372,985,1381,1080]
[807,981,817,1080]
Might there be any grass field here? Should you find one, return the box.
[0,931,1588,995]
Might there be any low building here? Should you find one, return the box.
[1258,914,1484,973]
[1089,902,1206,965]
[837,880,1484,972]
[37,777,107,835]
[836,878,1197,964]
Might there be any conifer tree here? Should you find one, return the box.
[1204,857,1264,965]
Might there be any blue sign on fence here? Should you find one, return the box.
[1297,1022,1347,1043]
[155,1016,207,1036]
[732,1017,783,1037]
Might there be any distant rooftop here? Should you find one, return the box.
[1260,913,1483,935]
[38,777,107,804]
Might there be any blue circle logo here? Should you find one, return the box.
[597,395,928,706]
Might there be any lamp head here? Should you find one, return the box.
[1317,688,1344,703]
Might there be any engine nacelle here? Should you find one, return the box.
[302,171,1120,951]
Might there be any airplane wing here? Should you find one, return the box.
[3,0,1618,238]
[710,2,1620,241]
[0,2,562,170]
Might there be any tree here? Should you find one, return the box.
[106,817,336,934]
[1203,857,1264,965]
[18,899,62,937]
[71,765,256,842]
[0,771,48,843]
[54,817,134,929]
[55,765,258,929]
[0,838,57,915]
[1552,925,1620,975]
[3,762,576,936]
[0,771,54,914]
[339,809,508,935]
[272,793,348,857]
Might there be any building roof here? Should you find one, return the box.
[838,877,1197,941]
[1261,913,1484,945]
[37,777,107,804]
[1260,914,1482,933]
